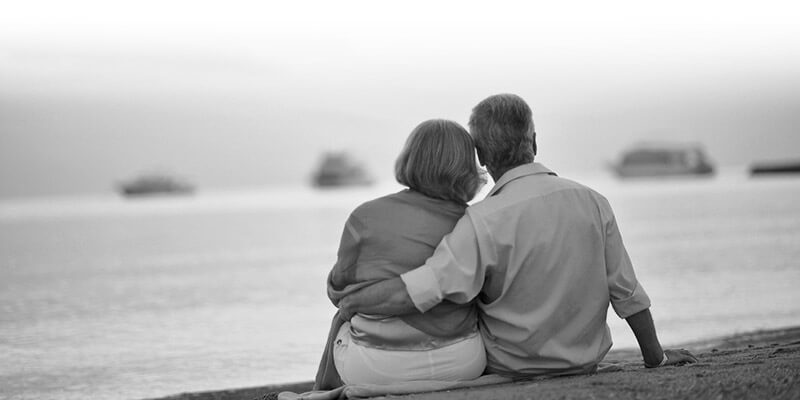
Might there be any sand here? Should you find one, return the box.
[149,326,800,400]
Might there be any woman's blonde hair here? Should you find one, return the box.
[395,119,483,205]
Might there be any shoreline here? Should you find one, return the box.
[148,325,800,400]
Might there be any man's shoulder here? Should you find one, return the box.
[555,175,608,199]
[468,174,609,217]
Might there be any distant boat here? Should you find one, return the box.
[612,143,715,178]
[117,174,195,197]
[750,159,800,176]
[312,152,373,188]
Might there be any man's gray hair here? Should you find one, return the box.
[468,94,537,171]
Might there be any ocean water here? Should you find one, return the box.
[1,172,799,400]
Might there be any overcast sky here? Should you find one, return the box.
[1,1,799,198]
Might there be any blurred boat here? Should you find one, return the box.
[750,159,800,176]
[312,152,373,188]
[117,174,195,197]
[612,143,714,178]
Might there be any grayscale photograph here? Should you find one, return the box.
[1,1,798,399]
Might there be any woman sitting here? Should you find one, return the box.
[315,119,486,388]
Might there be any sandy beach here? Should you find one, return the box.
[149,326,800,400]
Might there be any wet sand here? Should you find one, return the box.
[150,326,800,400]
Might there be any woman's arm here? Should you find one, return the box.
[327,215,363,306]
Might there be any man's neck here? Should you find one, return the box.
[488,161,533,182]
[488,168,509,183]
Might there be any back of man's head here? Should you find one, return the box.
[468,94,537,173]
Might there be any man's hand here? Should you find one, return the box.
[625,309,699,368]
[336,277,418,320]
[646,348,699,368]
[662,348,699,366]
[338,294,357,321]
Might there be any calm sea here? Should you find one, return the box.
[2,171,799,400]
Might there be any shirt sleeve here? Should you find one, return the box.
[400,212,487,313]
[601,198,652,318]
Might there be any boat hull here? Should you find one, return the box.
[614,164,714,178]
[750,161,800,176]
[612,144,715,179]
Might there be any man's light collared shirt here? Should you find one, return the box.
[401,163,651,377]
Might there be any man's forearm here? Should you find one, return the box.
[338,277,418,320]
[626,308,664,366]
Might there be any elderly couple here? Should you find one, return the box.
[314,94,697,389]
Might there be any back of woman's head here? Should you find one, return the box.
[395,119,483,205]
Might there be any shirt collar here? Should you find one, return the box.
[487,162,557,197]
